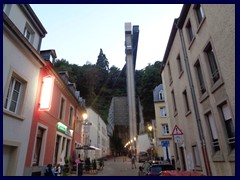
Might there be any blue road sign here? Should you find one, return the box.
[161,141,169,147]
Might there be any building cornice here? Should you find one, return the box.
[161,4,191,73]
[19,4,47,37]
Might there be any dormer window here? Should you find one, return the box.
[24,28,31,40]
[23,22,35,44]
[159,90,165,101]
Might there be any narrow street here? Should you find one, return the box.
[80,156,141,176]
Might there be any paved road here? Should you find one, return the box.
[82,156,142,176]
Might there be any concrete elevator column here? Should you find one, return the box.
[125,22,137,152]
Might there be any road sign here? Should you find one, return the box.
[174,135,184,144]
[84,126,90,133]
[171,125,183,135]
[161,141,169,147]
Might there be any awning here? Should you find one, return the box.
[75,145,100,150]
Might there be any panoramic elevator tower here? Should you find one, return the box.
[124,22,139,153]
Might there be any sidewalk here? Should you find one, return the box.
[70,156,141,176]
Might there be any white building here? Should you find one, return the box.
[3,4,47,175]
[85,108,110,160]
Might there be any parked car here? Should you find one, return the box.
[161,170,205,176]
[138,152,149,163]
[138,161,174,176]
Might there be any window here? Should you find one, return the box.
[4,75,26,115]
[75,116,79,131]
[159,90,165,101]
[195,60,206,95]
[23,23,35,44]
[194,4,205,24]
[4,77,21,113]
[177,54,183,75]
[160,107,167,117]
[206,112,220,152]
[183,90,190,113]
[219,103,235,150]
[32,127,45,166]
[171,90,177,114]
[65,139,70,158]
[24,28,31,40]
[204,43,220,83]
[162,124,169,135]
[68,106,74,126]
[54,135,61,165]
[167,62,173,84]
[59,97,66,120]
[186,20,194,42]
[192,145,201,168]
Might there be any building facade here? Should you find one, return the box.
[161,4,235,176]
[153,84,174,162]
[86,108,110,160]
[3,4,47,176]
[24,62,86,175]
[3,4,87,176]
[108,97,129,148]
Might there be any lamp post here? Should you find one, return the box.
[148,125,154,160]
[133,137,137,156]
[82,112,92,160]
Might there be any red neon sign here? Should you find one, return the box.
[39,75,55,111]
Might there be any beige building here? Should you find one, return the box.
[153,84,174,162]
[161,4,235,176]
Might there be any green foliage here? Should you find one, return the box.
[139,62,163,124]
[53,52,162,128]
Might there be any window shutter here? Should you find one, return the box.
[222,104,231,120]
[208,113,218,139]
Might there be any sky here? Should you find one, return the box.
[30,4,183,70]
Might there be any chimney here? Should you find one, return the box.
[40,49,57,64]
[58,71,69,84]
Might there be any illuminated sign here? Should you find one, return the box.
[39,75,55,111]
[57,122,73,137]
[57,122,67,133]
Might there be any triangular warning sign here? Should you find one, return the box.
[171,125,183,135]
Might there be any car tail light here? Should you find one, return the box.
[147,173,157,176]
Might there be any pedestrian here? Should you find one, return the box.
[114,151,116,162]
[75,154,83,176]
[171,157,175,169]
[45,164,55,176]
[85,157,91,173]
[131,154,136,169]
[55,164,61,176]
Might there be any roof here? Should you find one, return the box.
[21,4,47,37]
[161,4,191,73]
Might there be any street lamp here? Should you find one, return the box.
[148,125,153,132]
[133,137,137,157]
[148,125,154,160]
[82,113,88,121]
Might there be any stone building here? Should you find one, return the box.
[107,97,129,146]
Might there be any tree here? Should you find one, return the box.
[96,48,109,71]
[139,62,162,124]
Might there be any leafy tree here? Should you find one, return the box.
[139,62,162,125]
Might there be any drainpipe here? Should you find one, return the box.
[176,22,212,176]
